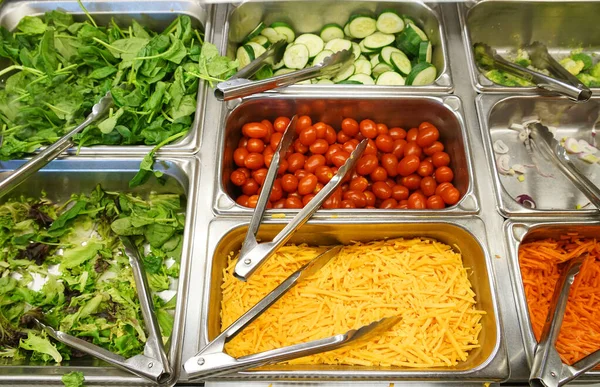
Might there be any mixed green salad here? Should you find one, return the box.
[476,46,600,87]
[0,7,237,187]
[0,185,185,364]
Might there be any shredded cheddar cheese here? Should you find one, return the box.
[220,238,485,367]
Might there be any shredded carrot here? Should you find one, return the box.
[519,234,600,366]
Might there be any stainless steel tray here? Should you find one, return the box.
[194,217,508,381]
[460,0,600,96]
[0,156,200,385]
[214,94,479,216]
[476,94,600,218]
[0,0,212,156]
[503,219,600,383]
[218,1,452,93]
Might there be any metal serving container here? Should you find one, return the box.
[219,1,452,92]
[460,0,600,95]
[214,94,479,216]
[0,0,211,156]
[0,156,199,385]
[504,220,600,383]
[195,217,508,381]
[476,94,600,218]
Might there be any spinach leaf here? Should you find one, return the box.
[16,16,48,35]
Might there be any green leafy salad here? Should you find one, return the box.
[0,185,185,363]
[0,7,237,187]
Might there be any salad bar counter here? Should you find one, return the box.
[0,0,598,386]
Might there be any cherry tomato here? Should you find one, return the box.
[416,125,440,148]
[375,134,394,153]
[242,178,259,196]
[342,139,359,154]
[230,169,247,186]
[244,122,269,139]
[401,174,422,191]
[310,139,329,154]
[315,166,334,184]
[274,116,290,132]
[295,169,308,180]
[435,182,454,196]
[252,168,268,185]
[337,130,351,143]
[340,200,356,209]
[244,153,264,170]
[261,120,273,141]
[298,174,318,195]
[322,188,342,209]
[356,154,379,175]
[297,115,312,131]
[299,126,318,146]
[381,153,399,177]
[236,194,249,207]
[389,127,407,140]
[343,190,367,208]
[277,159,288,175]
[380,198,398,209]
[314,182,324,194]
[372,181,392,200]
[314,122,327,138]
[423,156,433,164]
[408,192,426,209]
[269,133,282,150]
[302,194,315,206]
[246,138,265,153]
[238,137,248,148]
[350,176,368,192]
[331,151,351,168]
[233,148,249,167]
[287,153,306,173]
[359,119,378,139]
[294,139,309,154]
[440,187,460,205]
[341,118,360,137]
[364,139,378,156]
[426,195,445,209]
[419,121,435,131]
[403,141,423,158]
[392,139,407,158]
[269,179,283,202]
[281,174,299,193]
[285,196,303,209]
[304,154,326,173]
[392,185,409,201]
[417,160,434,177]
[326,144,343,164]
[273,198,286,209]
[406,127,419,142]
[364,191,376,206]
[397,155,420,176]
[432,151,451,168]
[376,123,389,135]
[370,166,388,182]
[247,195,259,208]
[420,176,437,197]
[434,166,454,183]
[424,141,444,156]
[325,126,337,145]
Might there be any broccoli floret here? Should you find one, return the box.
[485,69,507,85]
[515,49,531,67]
[504,72,533,86]
[474,44,495,68]
[590,62,600,78]
[559,57,585,75]
[571,52,593,70]
[576,73,599,87]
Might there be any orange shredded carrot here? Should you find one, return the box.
[519,234,600,366]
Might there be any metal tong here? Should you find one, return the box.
[474,42,591,102]
[234,116,368,281]
[527,122,600,210]
[184,246,401,379]
[0,91,114,200]
[215,41,353,101]
[30,236,171,384]
[530,253,600,387]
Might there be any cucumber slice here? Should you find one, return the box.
[351,42,361,60]
[295,34,324,58]
[261,27,287,44]
[390,51,411,75]
[359,39,376,54]
[337,80,362,84]
[274,68,295,76]
[406,62,436,85]
[376,71,405,85]
[372,63,393,78]
[358,54,368,61]
[348,74,374,85]
[408,24,428,41]
[418,41,432,63]
[254,65,273,80]
[324,38,352,53]
[312,49,334,67]
[402,15,417,26]
[245,42,267,58]
[243,22,266,44]
[320,23,344,43]
[363,32,395,50]
[271,22,296,43]
[250,35,270,48]
[333,63,355,82]
[370,54,381,67]
[348,16,377,39]
[236,45,255,68]
[296,79,312,85]
[354,59,372,75]
[273,58,285,70]
[376,11,405,34]
[396,24,426,57]
[343,23,353,38]
[380,46,402,64]
[316,78,335,84]
[283,43,309,69]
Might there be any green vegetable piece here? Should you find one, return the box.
[20,331,62,363]
[60,241,103,269]
[104,37,149,60]
[16,16,47,35]
[88,66,117,80]
[142,254,163,274]
[40,28,58,75]
[590,62,600,78]
[577,73,599,87]
[48,201,87,232]
[98,107,124,134]
[571,52,593,70]
[559,57,585,76]
[62,371,85,387]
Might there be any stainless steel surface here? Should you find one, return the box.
[473,43,591,102]
[215,94,479,216]
[194,218,507,381]
[215,49,353,101]
[0,92,114,200]
[0,0,211,156]
[503,221,600,383]
[219,1,452,93]
[476,95,600,217]
[461,1,600,96]
[0,156,199,386]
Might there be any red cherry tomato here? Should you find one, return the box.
[434,166,454,183]
[325,126,337,145]
[277,159,288,175]
[325,144,343,165]
[331,151,351,168]
[403,141,423,158]
[424,141,444,156]
[349,176,368,192]
[389,127,407,140]
[281,174,299,193]
[342,139,359,154]
[416,125,440,148]
[302,194,315,206]
[273,198,286,209]
[274,116,290,133]
[435,182,454,196]
[252,168,268,185]
[372,181,392,200]
[287,153,306,173]
[236,194,249,207]
[322,188,342,209]
[392,185,409,201]
[343,190,367,208]
[304,154,326,173]
[269,179,283,202]
[381,153,399,177]
[247,138,265,153]
[312,166,331,184]
[380,198,398,209]
[375,134,394,153]
[242,122,269,139]
[341,118,360,137]
[432,151,451,168]
[299,126,317,146]
[314,122,327,138]
[298,174,318,195]
[293,139,309,154]
[297,115,312,131]
[356,154,379,175]
[269,133,282,150]
[310,139,329,154]
[363,139,378,156]
[376,123,389,135]
[426,195,445,209]
[233,147,249,167]
[420,176,437,197]
[359,119,378,139]
[370,166,388,182]
[285,196,303,209]
[230,169,247,186]
[247,195,259,208]
[397,155,420,176]
[406,127,419,142]
[408,192,426,209]
[392,139,407,158]
[441,187,460,205]
[417,160,434,177]
[242,178,259,196]
[401,174,422,191]
[244,153,264,170]
[364,191,376,206]
[337,130,351,143]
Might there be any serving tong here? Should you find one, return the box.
[30,236,172,384]
[526,122,600,210]
[215,40,354,101]
[184,246,401,379]
[234,115,368,281]
[474,42,592,102]
[529,253,600,387]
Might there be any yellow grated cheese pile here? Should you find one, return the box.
[220,238,485,367]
